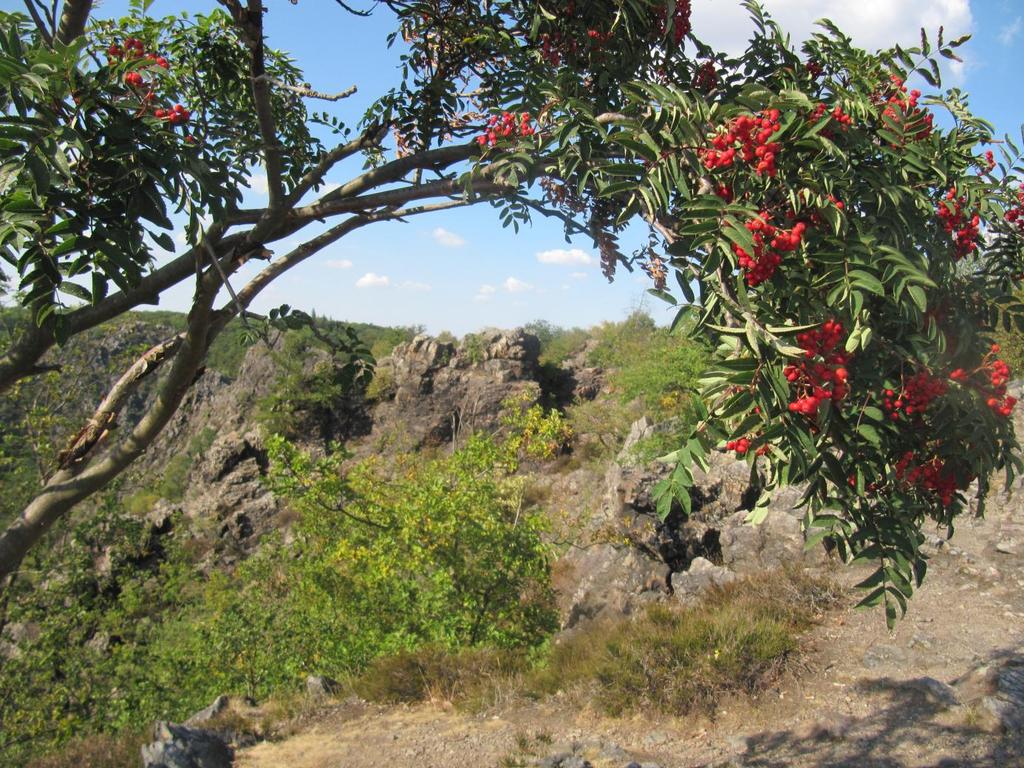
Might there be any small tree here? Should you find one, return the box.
[0,1,1021,624]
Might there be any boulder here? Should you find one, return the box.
[671,557,737,604]
[141,721,233,768]
[306,674,342,698]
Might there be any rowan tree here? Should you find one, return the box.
[0,0,1021,624]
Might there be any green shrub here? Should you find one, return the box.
[461,332,487,363]
[588,310,707,420]
[365,366,396,402]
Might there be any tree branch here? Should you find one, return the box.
[241,2,286,213]
[55,333,185,472]
[253,74,357,102]
[0,250,229,583]
[22,0,53,45]
[0,225,237,395]
[318,142,478,206]
[284,123,389,208]
[218,199,472,332]
[54,0,92,45]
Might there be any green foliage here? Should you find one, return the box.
[364,365,396,402]
[588,311,707,419]
[0,420,558,761]
[523,5,1024,622]
[460,332,488,364]
[254,324,373,438]
[500,392,574,466]
[348,569,841,717]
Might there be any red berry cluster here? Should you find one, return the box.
[984,344,1016,417]
[732,212,807,286]
[106,38,190,129]
[804,60,824,79]
[949,344,1017,418]
[692,60,718,92]
[702,110,783,177]
[476,112,535,147]
[725,437,752,455]
[981,150,996,172]
[108,37,169,69]
[784,320,850,416]
[653,0,692,45]
[894,452,961,507]
[153,103,191,125]
[882,370,947,421]
[1004,185,1024,234]
[936,187,980,260]
[880,76,933,141]
[810,102,853,129]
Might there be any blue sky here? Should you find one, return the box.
[5,0,1024,334]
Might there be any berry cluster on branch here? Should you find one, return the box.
[784,320,851,416]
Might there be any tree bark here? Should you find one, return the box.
[0,267,221,583]
[54,0,92,44]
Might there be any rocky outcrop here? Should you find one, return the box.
[559,423,824,629]
[368,329,544,449]
[141,721,234,768]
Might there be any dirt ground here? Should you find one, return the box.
[237,496,1024,768]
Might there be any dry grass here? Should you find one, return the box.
[351,568,842,718]
[351,646,528,707]
[25,730,147,768]
[528,568,840,716]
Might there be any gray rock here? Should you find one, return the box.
[672,557,737,604]
[995,538,1018,555]
[141,721,233,768]
[953,658,1024,732]
[369,329,542,450]
[186,695,230,726]
[306,674,342,698]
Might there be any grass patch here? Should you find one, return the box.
[351,645,528,706]
[24,730,147,768]
[527,568,841,716]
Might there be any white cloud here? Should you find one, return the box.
[999,17,1022,46]
[473,284,497,303]
[503,277,533,293]
[570,271,588,280]
[355,272,390,288]
[401,280,432,292]
[692,0,973,56]
[325,258,353,270]
[248,172,269,196]
[536,248,594,266]
[432,227,466,248]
